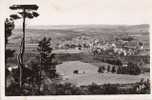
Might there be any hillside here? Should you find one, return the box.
[9,24,149,45]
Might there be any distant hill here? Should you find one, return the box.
[11,24,149,45]
[16,24,149,33]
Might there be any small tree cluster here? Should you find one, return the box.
[37,37,58,79]
[117,62,141,75]
[133,79,150,94]
[99,58,122,66]
[5,18,16,95]
[5,18,15,61]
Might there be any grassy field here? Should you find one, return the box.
[56,61,149,86]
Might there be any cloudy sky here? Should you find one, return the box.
[2,0,152,25]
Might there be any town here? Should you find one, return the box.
[55,35,145,56]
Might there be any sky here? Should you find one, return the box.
[2,0,152,26]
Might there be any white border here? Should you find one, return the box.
[0,0,152,100]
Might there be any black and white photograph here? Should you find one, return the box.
[1,0,151,98]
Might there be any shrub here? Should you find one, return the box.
[102,84,119,94]
[5,82,21,96]
[117,62,141,75]
[42,82,85,95]
[98,66,105,73]
[132,79,150,94]
[87,83,103,94]
[111,66,116,73]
